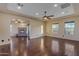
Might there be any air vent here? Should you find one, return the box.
[61,3,71,9]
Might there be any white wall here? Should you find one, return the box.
[0,13,10,45]
[30,20,43,39]
[46,16,79,41]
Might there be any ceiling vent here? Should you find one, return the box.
[61,3,71,9]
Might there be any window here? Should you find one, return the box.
[52,23,59,32]
[41,25,43,34]
[64,21,75,35]
[10,24,12,32]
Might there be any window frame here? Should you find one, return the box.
[52,23,59,33]
[41,25,44,34]
[64,21,75,36]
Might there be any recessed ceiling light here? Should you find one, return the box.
[44,17,47,20]
[15,21,18,24]
[61,12,65,14]
[54,4,58,7]
[12,19,15,21]
[35,13,39,15]
[18,6,21,9]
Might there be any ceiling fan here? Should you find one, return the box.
[42,11,54,21]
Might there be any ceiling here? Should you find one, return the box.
[0,3,79,20]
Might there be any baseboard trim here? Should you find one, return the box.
[46,36,79,42]
[30,36,43,40]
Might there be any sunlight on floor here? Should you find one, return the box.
[65,43,75,56]
[51,40,59,54]
[40,38,44,51]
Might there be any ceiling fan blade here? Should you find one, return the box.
[42,11,54,21]
[47,15,54,17]
[47,17,51,19]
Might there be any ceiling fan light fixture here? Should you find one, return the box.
[44,17,47,20]
[43,17,49,21]
[42,11,54,21]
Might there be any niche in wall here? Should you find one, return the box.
[17,27,27,36]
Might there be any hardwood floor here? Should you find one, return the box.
[0,36,79,56]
